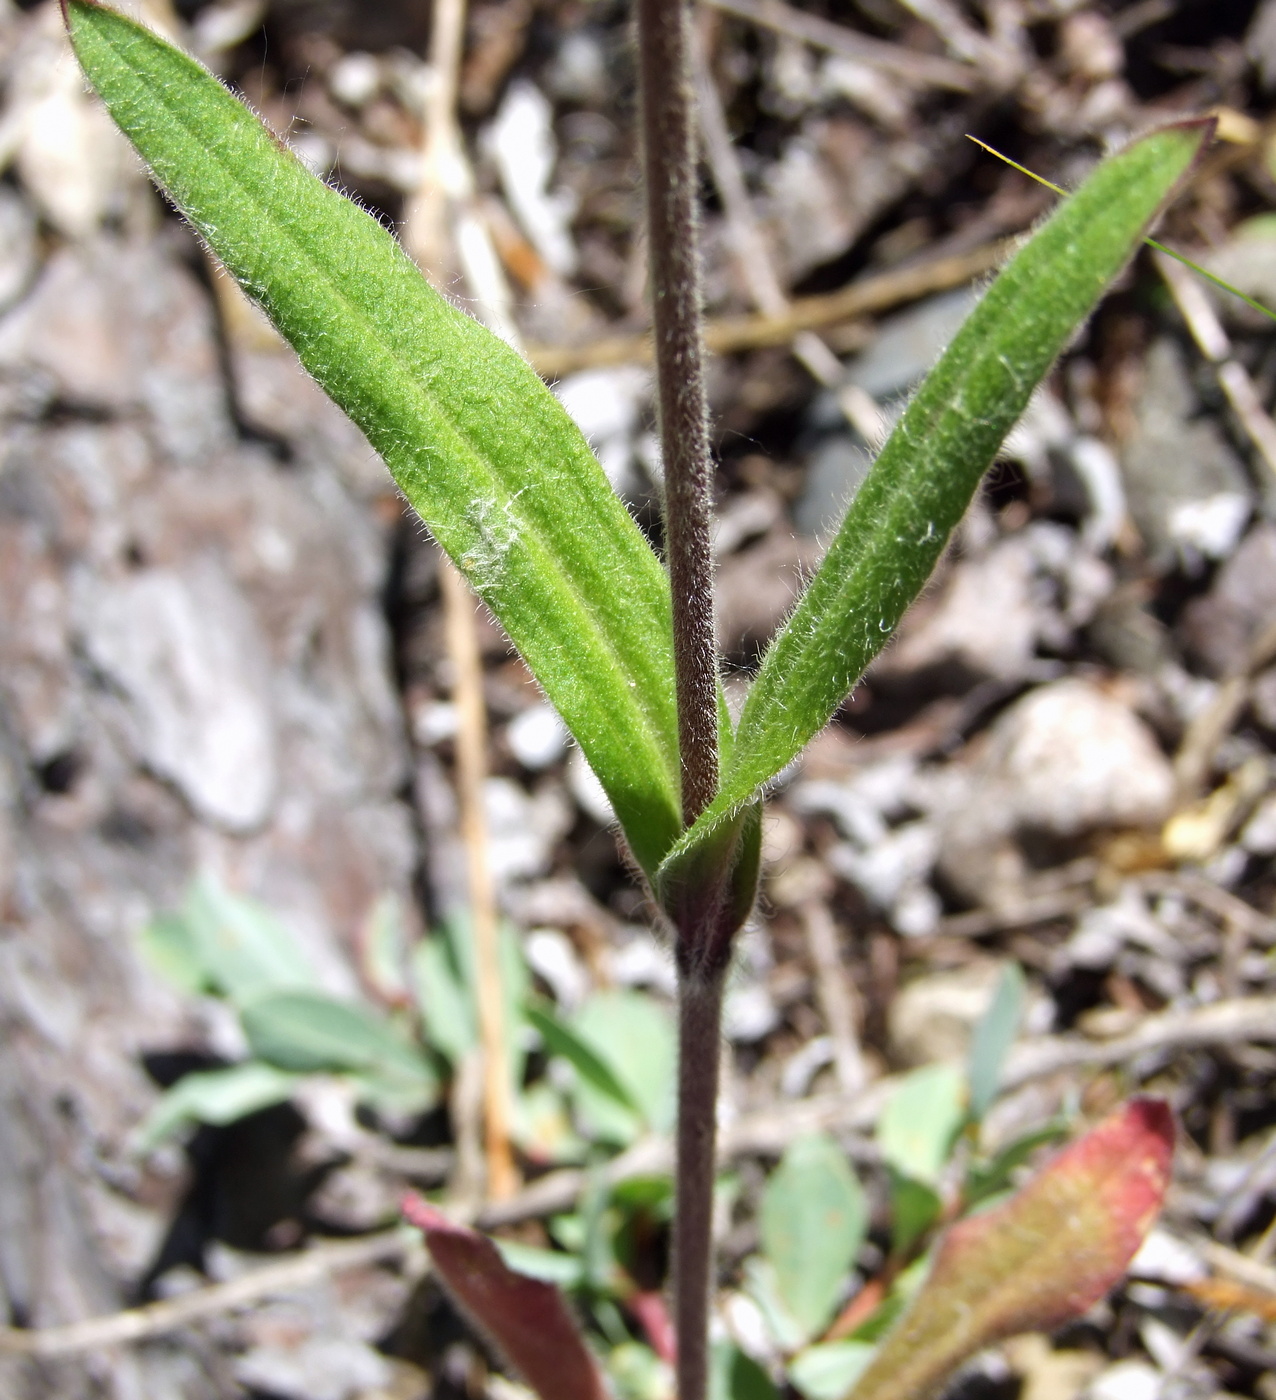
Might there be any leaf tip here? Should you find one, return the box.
[1143,111,1218,178]
[400,1190,441,1234]
[401,1191,474,1244]
[1070,1096,1174,1246]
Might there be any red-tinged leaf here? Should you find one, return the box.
[402,1195,611,1400]
[846,1099,1174,1400]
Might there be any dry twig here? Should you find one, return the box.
[700,0,977,90]
[525,240,1012,377]
[0,1232,418,1358]
[693,32,887,442]
[799,901,867,1092]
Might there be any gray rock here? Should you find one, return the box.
[77,561,278,833]
[875,523,1113,689]
[1087,588,1175,675]
[762,119,924,283]
[845,288,980,399]
[1181,523,1276,676]
[235,1338,395,1400]
[0,219,421,1386]
[936,679,1174,907]
[1120,339,1252,567]
[0,187,37,315]
[0,244,229,463]
[794,435,871,536]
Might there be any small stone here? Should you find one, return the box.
[566,747,615,826]
[888,960,1004,1066]
[525,927,589,1012]
[11,8,139,238]
[1087,591,1173,675]
[875,524,1111,689]
[1253,666,1276,730]
[1204,214,1276,320]
[1241,792,1276,855]
[484,777,570,885]
[934,680,1174,909]
[780,1036,835,1098]
[1003,1336,1104,1400]
[235,1338,394,1400]
[1181,523,1276,676]
[328,50,382,107]
[1121,339,1252,567]
[845,288,979,398]
[979,678,1174,838]
[507,702,568,770]
[891,882,942,938]
[1166,492,1251,560]
[1129,1228,1206,1285]
[607,929,676,996]
[724,981,781,1043]
[826,821,938,910]
[1087,1360,1161,1400]
[545,30,609,106]
[412,700,458,746]
[553,366,649,494]
[767,855,833,908]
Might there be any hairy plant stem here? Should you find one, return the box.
[636,1,726,1395]
[674,971,725,1400]
[636,0,718,827]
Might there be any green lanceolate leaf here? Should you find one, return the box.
[137,1061,301,1148]
[967,962,1025,1122]
[240,990,438,1110]
[525,1001,641,1115]
[661,119,1214,883]
[64,1,682,877]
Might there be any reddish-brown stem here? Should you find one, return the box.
[673,972,725,1400]
[636,4,727,1397]
[636,0,719,828]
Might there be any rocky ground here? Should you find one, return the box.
[3,0,1276,1397]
